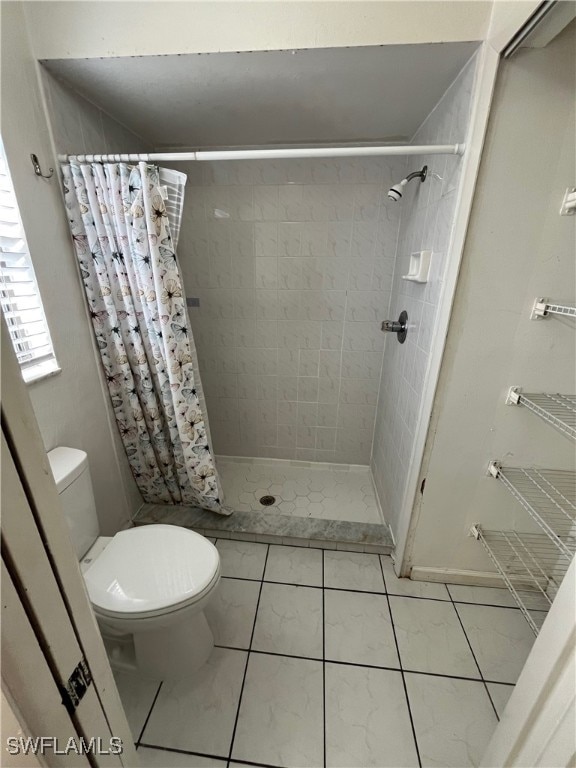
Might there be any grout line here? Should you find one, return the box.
[444,584,549,613]
[461,603,547,614]
[212,643,513,686]
[379,556,422,768]
[322,549,327,768]
[223,575,324,590]
[379,555,389,592]
[138,742,282,768]
[229,758,288,768]
[135,681,163,747]
[391,668,513,687]
[385,591,464,604]
[449,597,488,681]
[448,591,501,721]
[137,743,223,760]
[218,537,392,555]
[226,544,270,764]
[219,572,546,613]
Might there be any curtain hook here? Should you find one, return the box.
[30,153,54,179]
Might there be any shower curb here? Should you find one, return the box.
[133,504,394,554]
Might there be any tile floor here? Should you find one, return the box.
[115,540,544,768]
[217,457,382,524]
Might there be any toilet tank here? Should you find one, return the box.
[47,447,100,560]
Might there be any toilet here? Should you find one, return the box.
[47,446,221,680]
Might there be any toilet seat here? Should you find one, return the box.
[91,568,221,622]
[83,524,220,619]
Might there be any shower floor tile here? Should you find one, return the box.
[125,547,532,767]
[217,456,382,524]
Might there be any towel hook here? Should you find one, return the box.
[30,153,54,179]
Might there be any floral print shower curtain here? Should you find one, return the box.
[63,161,227,513]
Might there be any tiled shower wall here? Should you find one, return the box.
[176,156,406,464]
[371,53,478,539]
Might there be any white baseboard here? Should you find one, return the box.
[410,566,533,590]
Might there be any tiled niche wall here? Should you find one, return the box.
[40,69,150,157]
[176,156,406,464]
[371,53,478,539]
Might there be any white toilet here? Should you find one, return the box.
[47,446,221,680]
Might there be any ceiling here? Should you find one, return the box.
[42,42,478,149]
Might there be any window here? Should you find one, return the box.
[0,139,59,382]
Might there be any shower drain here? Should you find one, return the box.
[260,495,276,506]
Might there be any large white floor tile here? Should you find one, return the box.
[264,544,323,586]
[142,648,246,756]
[232,653,324,768]
[325,663,418,767]
[455,604,536,683]
[252,582,323,658]
[138,747,226,767]
[324,551,385,592]
[215,540,268,580]
[389,596,479,678]
[381,557,450,600]
[113,671,161,741]
[324,589,399,668]
[405,673,498,768]
[487,683,514,719]
[205,578,260,649]
[447,584,550,611]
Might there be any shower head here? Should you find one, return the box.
[387,183,405,202]
[387,165,428,202]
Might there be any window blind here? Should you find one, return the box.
[0,141,56,374]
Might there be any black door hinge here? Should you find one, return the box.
[60,658,93,715]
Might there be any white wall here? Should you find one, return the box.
[487,0,541,52]
[0,3,144,534]
[23,1,491,60]
[371,53,479,541]
[407,20,576,573]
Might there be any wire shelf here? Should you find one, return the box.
[531,298,576,320]
[472,526,572,635]
[489,464,576,558]
[511,391,576,442]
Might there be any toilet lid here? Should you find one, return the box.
[83,525,220,615]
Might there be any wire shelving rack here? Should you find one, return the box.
[471,527,571,635]
[507,390,576,442]
[531,298,576,320]
[488,463,576,558]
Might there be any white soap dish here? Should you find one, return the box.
[402,250,431,283]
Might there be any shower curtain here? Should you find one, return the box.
[63,161,227,514]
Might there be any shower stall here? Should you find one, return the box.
[40,42,481,551]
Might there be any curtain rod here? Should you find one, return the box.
[57,143,465,164]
